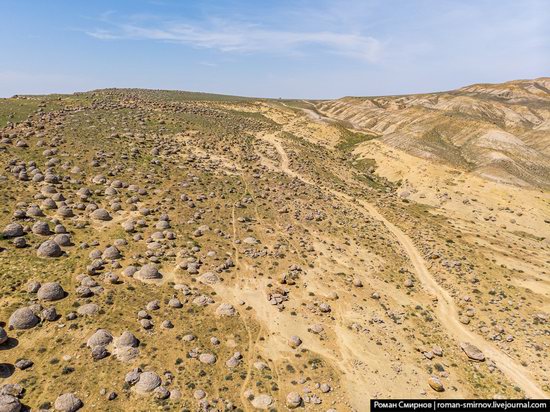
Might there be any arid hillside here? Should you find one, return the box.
[0,82,548,412]
[313,78,550,188]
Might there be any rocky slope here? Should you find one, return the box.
[313,78,550,188]
[0,84,548,411]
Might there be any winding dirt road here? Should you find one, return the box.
[259,132,548,399]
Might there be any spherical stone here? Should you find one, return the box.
[54,393,83,412]
[37,282,65,301]
[37,240,63,258]
[9,307,40,330]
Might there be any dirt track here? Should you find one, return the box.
[259,131,548,399]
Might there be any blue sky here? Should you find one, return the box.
[0,0,548,98]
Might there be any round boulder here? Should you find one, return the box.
[116,331,139,348]
[2,223,24,238]
[286,392,303,409]
[198,353,217,365]
[9,307,40,330]
[37,282,65,301]
[77,303,99,316]
[54,234,72,246]
[288,335,302,349]
[0,394,21,412]
[251,394,273,410]
[135,371,161,393]
[54,393,83,412]
[102,246,121,260]
[91,208,112,221]
[32,221,51,236]
[87,329,113,348]
[135,264,162,281]
[37,240,63,258]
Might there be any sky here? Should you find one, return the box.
[0,0,548,99]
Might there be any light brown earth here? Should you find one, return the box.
[0,80,548,411]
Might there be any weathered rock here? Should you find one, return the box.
[135,371,161,393]
[37,282,65,301]
[216,303,236,317]
[91,345,110,360]
[77,303,99,316]
[198,271,220,285]
[87,329,113,348]
[0,383,24,398]
[288,335,302,349]
[428,376,445,392]
[14,359,33,370]
[251,394,273,410]
[286,392,302,409]
[37,240,63,258]
[91,208,112,221]
[0,394,21,412]
[135,264,162,281]
[2,223,24,238]
[9,307,39,329]
[26,281,41,293]
[54,393,83,412]
[42,307,58,321]
[114,345,140,362]
[32,221,51,235]
[102,246,121,260]
[198,353,217,365]
[54,233,72,246]
[168,298,182,308]
[460,342,485,361]
[116,331,139,348]
[125,368,142,385]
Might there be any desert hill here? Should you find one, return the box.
[313,77,550,188]
[0,80,548,411]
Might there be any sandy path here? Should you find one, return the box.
[259,132,548,399]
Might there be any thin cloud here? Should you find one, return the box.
[86,17,382,62]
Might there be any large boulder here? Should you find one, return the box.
[0,394,21,412]
[87,329,113,348]
[102,246,121,260]
[9,307,40,330]
[198,353,217,365]
[135,371,161,393]
[77,303,99,316]
[37,282,65,301]
[251,394,273,410]
[116,331,139,348]
[37,240,63,258]
[286,392,303,409]
[288,335,302,349]
[428,376,445,392]
[2,223,24,238]
[91,208,112,221]
[215,303,236,317]
[54,393,83,412]
[32,221,51,236]
[198,272,220,285]
[134,264,162,281]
